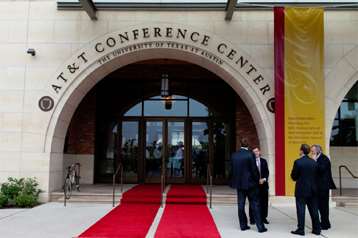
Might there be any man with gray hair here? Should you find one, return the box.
[310,144,336,230]
[291,144,321,236]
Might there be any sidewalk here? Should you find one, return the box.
[0,202,356,238]
[211,205,358,238]
[0,203,111,238]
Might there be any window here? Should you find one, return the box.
[124,102,142,116]
[58,0,358,3]
[124,95,209,117]
[330,82,358,146]
[189,98,209,117]
[144,96,187,117]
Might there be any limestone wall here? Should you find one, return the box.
[0,0,357,200]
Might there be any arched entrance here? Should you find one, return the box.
[324,45,358,193]
[329,81,358,191]
[40,24,274,195]
[63,59,260,186]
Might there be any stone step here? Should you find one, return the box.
[333,196,358,207]
[50,192,237,204]
[333,196,358,200]
[208,194,237,205]
[50,192,123,203]
[50,191,358,207]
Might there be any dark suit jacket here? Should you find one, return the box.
[258,157,269,190]
[316,153,337,191]
[232,148,260,190]
[291,155,318,198]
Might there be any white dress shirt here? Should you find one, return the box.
[256,156,267,182]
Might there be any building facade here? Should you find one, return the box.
[0,0,357,201]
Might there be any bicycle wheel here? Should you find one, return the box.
[75,175,80,191]
[64,178,72,199]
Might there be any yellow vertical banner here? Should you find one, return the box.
[284,8,325,195]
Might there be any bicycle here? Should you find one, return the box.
[63,163,81,200]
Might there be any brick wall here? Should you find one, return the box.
[235,95,259,150]
[64,90,96,154]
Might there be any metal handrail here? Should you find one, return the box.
[206,164,209,193]
[161,174,165,207]
[207,163,213,209]
[339,165,358,196]
[112,163,124,207]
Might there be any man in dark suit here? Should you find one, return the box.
[291,144,321,236]
[249,147,269,225]
[311,144,336,230]
[232,138,267,233]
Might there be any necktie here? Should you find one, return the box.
[257,158,261,177]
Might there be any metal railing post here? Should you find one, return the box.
[120,165,124,193]
[339,166,342,196]
[113,163,122,207]
[206,165,209,194]
[161,175,163,207]
[112,172,116,207]
[206,163,213,209]
[209,175,213,209]
[338,165,358,196]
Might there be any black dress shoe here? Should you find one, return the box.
[321,224,331,230]
[263,219,269,224]
[241,226,250,231]
[291,230,305,236]
[312,230,321,235]
[258,228,268,233]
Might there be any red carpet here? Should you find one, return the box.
[155,185,221,238]
[78,184,161,238]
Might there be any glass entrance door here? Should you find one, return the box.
[166,121,185,183]
[122,119,213,184]
[121,121,139,183]
[191,121,210,183]
[144,120,186,183]
[145,121,164,183]
[118,94,218,184]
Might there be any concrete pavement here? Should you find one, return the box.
[0,202,357,238]
[210,205,358,238]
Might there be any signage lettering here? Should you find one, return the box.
[41,26,273,113]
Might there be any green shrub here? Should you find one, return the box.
[0,177,24,201]
[22,178,41,198]
[0,193,8,208]
[0,177,41,208]
[15,193,37,208]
